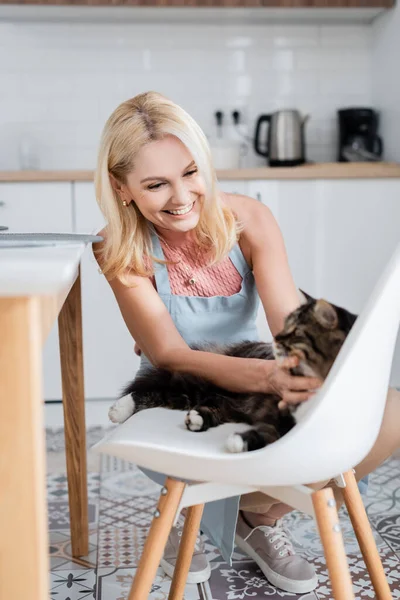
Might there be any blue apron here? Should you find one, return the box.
[140,229,260,564]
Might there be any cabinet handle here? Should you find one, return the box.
[0,201,5,207]
[256,193,261,202]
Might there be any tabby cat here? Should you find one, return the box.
[109,294,357,452]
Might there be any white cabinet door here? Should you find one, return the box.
[246,181,280,343]
[0,182,73,233]
[248,180,318,297]
[316,179,400,387]
[247,180,280,224]
[217,180,248,196]
[0,182,75,400]
[277,181,319,298]
[74,182,140,399]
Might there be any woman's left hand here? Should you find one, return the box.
[274,356,323,410]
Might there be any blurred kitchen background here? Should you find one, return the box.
[0,4,398,170]
[1,2,400,430]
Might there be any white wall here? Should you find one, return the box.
[371,6,400,162]
[0,21,371,170]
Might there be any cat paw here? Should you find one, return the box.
[226,433,248,453]
[109,394,135,424]
[185,409,204,432]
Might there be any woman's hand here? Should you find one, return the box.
[267,356,322,410]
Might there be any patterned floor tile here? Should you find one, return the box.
[207,560,318,599]
[99,494,159,529]
[282,506,385,560]
[364,456,400,518]
[96,567,201,599]
[49,530,98,571]
[98,526,148,568]
[370,512,400,558]
[100,453,137,476]
[313,544,400,599]
[46,426,112,453]
[50,569,96,599]
[100,462,162,497]
[47,473,101,501]
[48,500,98,531]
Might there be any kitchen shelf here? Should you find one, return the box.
[2,163,400,182]
[0,2,394,24]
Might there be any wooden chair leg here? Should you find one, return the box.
[342,470,392,600]
[128,478,186,600]
[168,504,205,600]
[58,268,89,558]
[312,487,355,600]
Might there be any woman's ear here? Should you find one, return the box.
[109,174,131,206]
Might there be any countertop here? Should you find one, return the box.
[1,162,400,182]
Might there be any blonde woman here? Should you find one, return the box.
[94,91,400,594]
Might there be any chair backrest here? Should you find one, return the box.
[275,241,400,481]
[93,244,400,489]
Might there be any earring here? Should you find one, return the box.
[122,200,127,207]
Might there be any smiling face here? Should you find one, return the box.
[118,135,206,240]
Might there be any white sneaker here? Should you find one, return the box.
[235,512,318,593]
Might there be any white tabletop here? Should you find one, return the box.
[0,243,87,297]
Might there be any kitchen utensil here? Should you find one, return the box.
[338,108,383,163]
[254,109,309,167]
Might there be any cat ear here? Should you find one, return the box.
[314,299,338,329]
[299,289,314,304]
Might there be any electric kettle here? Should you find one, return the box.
[254,110,309,167]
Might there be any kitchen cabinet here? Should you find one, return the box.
[0,182,73,233]
[218,179,248,196]
[73,182,140,400]
[0,182,74,400]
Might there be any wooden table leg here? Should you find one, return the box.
[0,297,49,600]
[58,267,89,558]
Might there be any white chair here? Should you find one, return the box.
[93,243,400,600]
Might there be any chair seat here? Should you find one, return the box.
[92,406,358,488]
[94,406,252,473]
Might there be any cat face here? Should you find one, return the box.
[273,295,357,380]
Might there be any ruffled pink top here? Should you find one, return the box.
[152,238,243,297]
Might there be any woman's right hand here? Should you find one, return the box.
[265,356,322,409]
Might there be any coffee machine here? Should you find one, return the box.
[338,108,383,162]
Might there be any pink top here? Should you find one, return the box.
[152,238,243,297]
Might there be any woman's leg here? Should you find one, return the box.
[240,387,400,524]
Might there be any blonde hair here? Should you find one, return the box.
[94,91,240,285]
